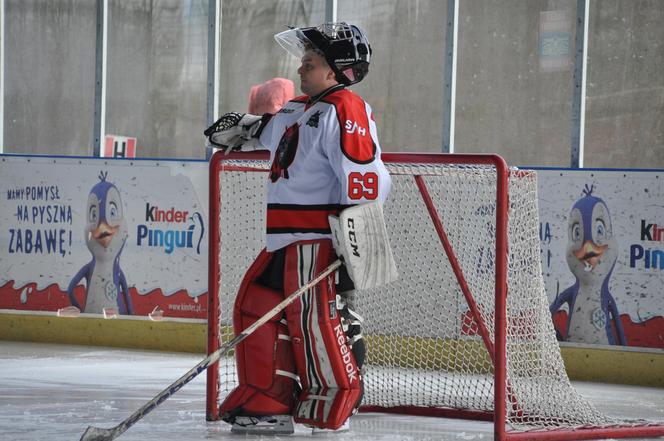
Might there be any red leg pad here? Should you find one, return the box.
[220,383,293,419]
[283,241,362,429]
[219,250,297,421]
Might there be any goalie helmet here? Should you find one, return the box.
[275,22,372,86]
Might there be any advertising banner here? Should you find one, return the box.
[537,168,664,349]
[0,155,208,319]
[1,155,663,348]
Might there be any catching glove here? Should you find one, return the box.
[204,112,265,153]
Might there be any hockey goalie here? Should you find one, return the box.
[204,22,397,434]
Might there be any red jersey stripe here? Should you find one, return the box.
[266,206,340,233]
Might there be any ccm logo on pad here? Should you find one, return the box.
[346,217,360,257]
[345,120,366,136]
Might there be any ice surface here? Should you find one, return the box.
[0,341,662,441]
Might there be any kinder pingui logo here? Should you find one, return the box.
[629,219,664,270]
[136,202,205,254]
[639,219,664,242]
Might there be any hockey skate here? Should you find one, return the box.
[230,414,294,435]
[311,419,350,434]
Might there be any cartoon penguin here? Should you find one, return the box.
[550,185,626,345]
[67,172,133,314]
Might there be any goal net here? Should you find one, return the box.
[206,151,664,440]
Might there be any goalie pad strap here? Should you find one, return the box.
[295,388,362,430]
[338,290,366,368]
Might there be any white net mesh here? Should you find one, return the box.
[209,156,648,433]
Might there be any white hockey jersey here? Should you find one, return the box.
[257,85,391,251]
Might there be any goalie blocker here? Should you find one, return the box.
[220,202,397,433]
[329,201,398,291]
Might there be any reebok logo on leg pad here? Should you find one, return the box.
[334,324,358,383]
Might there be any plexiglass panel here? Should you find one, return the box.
[218,0,325,116]
[106,0,208,159]
[337,1,447,152]
[4,0,96,155]
[455,0,576,167]
[2,1,663,166]
[584,0,664,168]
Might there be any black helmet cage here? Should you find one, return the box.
[296,22,372,86]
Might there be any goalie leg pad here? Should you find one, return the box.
[220,249,297,422]
[283,240,362,430]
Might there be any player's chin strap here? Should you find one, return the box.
[328,201,398,291]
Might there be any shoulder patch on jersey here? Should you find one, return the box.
[322,89,376,164]
[306,110,323,128]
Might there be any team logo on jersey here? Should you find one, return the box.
[306,110,322,128]
[345,120,366,136]
[270,124,299,182]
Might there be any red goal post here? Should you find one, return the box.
[207,151,664,441]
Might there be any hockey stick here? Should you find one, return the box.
[80,259,342,441]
